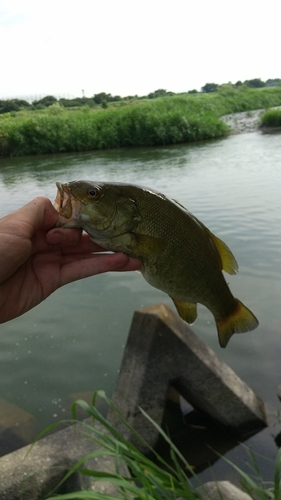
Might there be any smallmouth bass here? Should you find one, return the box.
[54,180,258,347]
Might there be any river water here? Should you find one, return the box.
[0,132,280,480]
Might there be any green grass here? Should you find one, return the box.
[0,101,228,157]
[36,391,281,500]
[260,108,281,128]
[42,391,203,499]
[1,86,281,157]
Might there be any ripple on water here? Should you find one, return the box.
[0,131,280,444]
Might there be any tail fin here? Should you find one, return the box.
[216,299,259,348]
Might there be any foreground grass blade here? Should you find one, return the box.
[39,391,280,500]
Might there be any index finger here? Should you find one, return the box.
[5,196,59,237]
[47,228,107,254]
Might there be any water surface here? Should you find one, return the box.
[0,132,280,478]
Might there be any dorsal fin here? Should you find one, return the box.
[207,229,238,275]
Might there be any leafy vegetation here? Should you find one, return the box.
[202,78,281,92]
[201,82,219,93]
[260,108,281,128]
[39,391,281,500]
[0,98,31,114]
[148,89,175,99]
[0,85,281,157]
[1,78,280,115]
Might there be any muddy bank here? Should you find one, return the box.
[221,109,264,134]
[221,107,281,134]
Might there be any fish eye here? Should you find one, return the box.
[88,188,99,198]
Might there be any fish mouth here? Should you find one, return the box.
[54,182,74,219]
[53,181,84,229]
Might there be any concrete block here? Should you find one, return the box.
[0,398,37,457]
[109,303,267,447]
[195,480,252,500]
[0,418,124,499]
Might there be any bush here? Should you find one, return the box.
[1,86,281,156]
[244,78,265,88]
[0,100,229,156]
[33,95,57,108]
[201,83,219,93]
[260,108,281,127]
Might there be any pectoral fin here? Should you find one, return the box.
[207,229,238,275]
[134,234,164,255]
[171,298,197,324]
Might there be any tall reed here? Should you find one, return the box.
[0,86,281,157]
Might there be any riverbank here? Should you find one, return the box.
[221,106,281,134]
[1,86,281,156]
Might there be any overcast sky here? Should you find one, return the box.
[0,0,280,100]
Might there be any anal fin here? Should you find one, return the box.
[171,298,197,324]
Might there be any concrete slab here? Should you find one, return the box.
[109,303,267,447]
[196,480,252,500]
[0,418,124,499]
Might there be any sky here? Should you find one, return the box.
[0,0,280,100]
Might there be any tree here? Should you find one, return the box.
[265,78,281,87]
[244,78,265,88]
[33,95,57,107]
[0,99,30,114]
[93,93,111,104]
[148,89,174,99]
[201,83,219,93]
[59,97,94,108]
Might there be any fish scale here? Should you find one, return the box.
[54,180,259,348]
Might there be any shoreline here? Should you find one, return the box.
[221,106,281,134]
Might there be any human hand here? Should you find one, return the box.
[0,196,141,324]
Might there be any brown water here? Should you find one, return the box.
[0,131,280,481]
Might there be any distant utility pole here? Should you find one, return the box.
[82,89,85,97]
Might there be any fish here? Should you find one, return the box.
[53,180,259,347]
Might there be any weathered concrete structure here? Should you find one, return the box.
[109,303,267,446]
[0,418,127,499]
[0,303,269,498]
[0,421,254,500]
[188,480,253,500]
